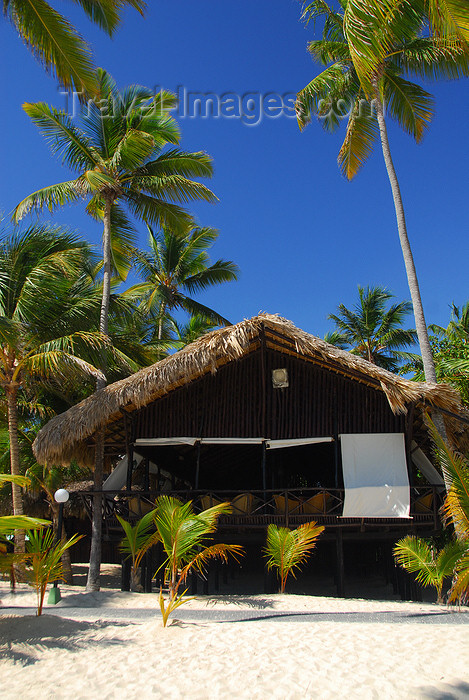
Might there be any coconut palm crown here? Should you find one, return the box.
[13,68,217,339]
[327,285,417,371]
[126,224,239,337]
[297,0,469,383]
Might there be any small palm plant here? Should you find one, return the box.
[394,417,469,603]
[25,528,83,616]
[117,509,160,592]
[393,536,466,604]
[264,522,324,594]
[153,496,244,626]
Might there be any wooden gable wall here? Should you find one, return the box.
[133,347,405,440]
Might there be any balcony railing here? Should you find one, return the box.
[78,485,444,533]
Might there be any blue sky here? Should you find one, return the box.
[1,0,468,340]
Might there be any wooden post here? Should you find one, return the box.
[121,557,131,592]
[262,441,267,491]
[334,388,339,487]
[126,441,133,493]
[195,441,201,489]
[336,528,345,597]
[143,456,150,492]
[144,549,153,593]
[405,402,415,486]
[121,408,135,494]
[260,323,267,437]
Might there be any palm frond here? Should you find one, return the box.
[22,102,103,170]
[383,73,434,142]
[12,180,86,222]
[393,536,440,588]
[7,0,97,94]
[338,95,379,178]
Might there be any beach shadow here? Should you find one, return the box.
[209,610,469,625]
[418,680,469,699]
[54,590,127,608]
[204,595,275,609]
[0,614,131,666]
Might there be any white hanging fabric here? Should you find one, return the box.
[341,433,410,518]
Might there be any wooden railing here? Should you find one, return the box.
[78,486,444,531]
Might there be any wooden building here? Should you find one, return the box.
[33,314,466,597]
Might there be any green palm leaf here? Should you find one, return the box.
[382,73,434,141]
[6,0,96,94]
[393,536,440,589]
[426,419,469,536]
[264,522,324,593]
[0,515,49,537]
[338,95,379,178]
[12,180,86,222]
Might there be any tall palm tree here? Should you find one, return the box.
[0,225,107,552]
[127,224,239,339]
[14,68,216,346]
[3,0,145,94]
[13,69,217,587]
[327,285,417,371]
[297,0,469,383]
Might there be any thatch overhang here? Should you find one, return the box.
[32,313,463,467]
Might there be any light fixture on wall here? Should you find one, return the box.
[272,368,289,388]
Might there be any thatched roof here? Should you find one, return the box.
[33,313,463,466]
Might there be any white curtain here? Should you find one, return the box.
[341,433,410,518]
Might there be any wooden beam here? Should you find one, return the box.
[336,527,345,597]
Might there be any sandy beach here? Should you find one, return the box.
[1,574,468,700]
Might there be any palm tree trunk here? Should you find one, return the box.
[86,196,112,592]
[373,86,454,493]
[6,383,25,554]
[373,87,437,384]
[99,197,113,336]
[158,302,166,340]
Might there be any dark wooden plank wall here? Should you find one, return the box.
[134,348,405,439]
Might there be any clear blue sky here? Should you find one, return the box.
[1,0,467,339]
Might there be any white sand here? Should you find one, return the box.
[1,582,468,700]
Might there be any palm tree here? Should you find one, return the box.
[404,302,469,405]
[327,285,417,371]
[0,225,107,552]
[394,417,469,602]
[153,496,243,599]
[297,0,469,383]
[168,315,220,350]
[3,0,145,94]
[117,509,160,592]
[127,224,239,339]
[151,496,243,625]
[13,68,217,588]
[14,68,216,345]
[264,522,324,593]
[393,536,466,603]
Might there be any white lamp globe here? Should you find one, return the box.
[54,488,70,504]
